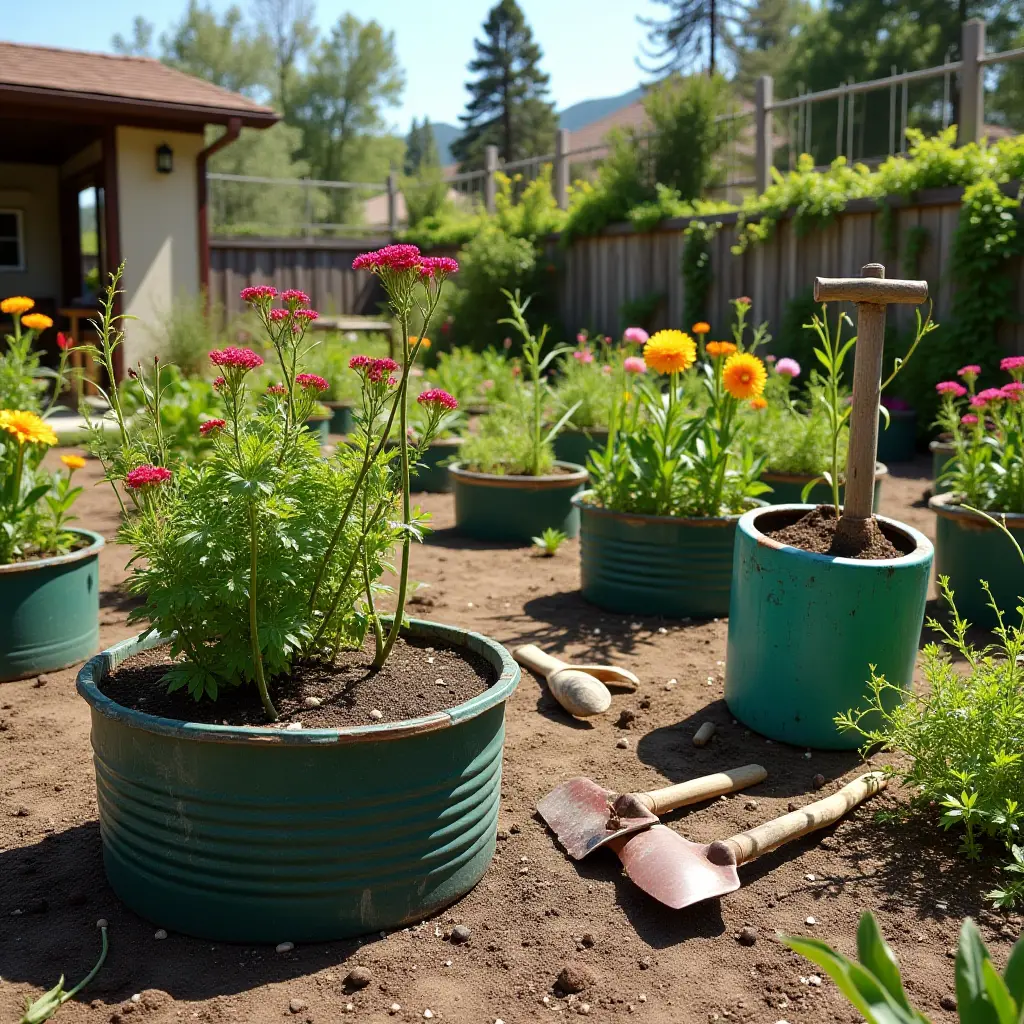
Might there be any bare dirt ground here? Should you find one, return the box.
[1,454,1018,1024]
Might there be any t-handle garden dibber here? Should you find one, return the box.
[813,263,928,545]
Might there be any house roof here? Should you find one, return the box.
[0,41,279,129]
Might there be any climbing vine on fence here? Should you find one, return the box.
[680,220,720,329]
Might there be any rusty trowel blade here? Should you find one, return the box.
[613,825,741,910]
[537,777,659,860]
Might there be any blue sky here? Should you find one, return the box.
[7,0,663,131]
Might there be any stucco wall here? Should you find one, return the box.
[0,163,60,302]
[116,127,204,367]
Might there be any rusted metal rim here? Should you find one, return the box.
[449,461,587,490]
[77,617,520,747]
[741,503,933,567]
[760,462,888,485]
[0,528,105,576]
[573,489,765,528]
[928,492,1024,529]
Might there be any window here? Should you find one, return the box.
[0,210,24,271]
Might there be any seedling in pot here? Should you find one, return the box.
[532,527,567,556]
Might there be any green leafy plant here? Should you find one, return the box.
[532,526,567,556]
[20,920,109,1024]
[0,298,76,414]
[554,333,620,431]
[424,346,518,409]
[619,292,664,333]
[681,220,719,330]
[783,912,1024,1024]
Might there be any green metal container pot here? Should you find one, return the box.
[930,438,954,494]
[574,491,758,619]
[324,401,355,436]
[724,504,932,750]
[76,619,520,943]
[449,461,587,543]
[553,429,608,469]
[307,414,330,445]
[876,409,917,463]
[1,529,104,682]
[410,438,461,493]
[929,493,1024,629]
[760,462,887,511]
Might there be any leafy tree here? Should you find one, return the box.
[724,0,810,97]
[112,16,156,57]
[404,118,440,175]
[251,0,317,116]
[639,0,753,76]
[451,0,557,170]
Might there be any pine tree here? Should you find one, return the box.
[404,118,440,175]
[451,0,557,171]
[639,0,753,77]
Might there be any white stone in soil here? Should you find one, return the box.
[154,929,167,940]
[276,941,295,953]
[805,917,816,926]
[285,722,303,730]
[369,709,383,720]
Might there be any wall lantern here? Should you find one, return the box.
[156,144,174,174]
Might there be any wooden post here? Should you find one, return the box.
[484,145,499,214]
[754,75,773,195]
[959,19,985,146]
[387,171,398,235]
[554,129,570,210]
[813,264,928,531]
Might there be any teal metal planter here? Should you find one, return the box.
[876,409,917,463]
[553,429,608,469]
[1,529,104,682]
[929,493,1024,630]
[76,619,520,943]
[324,401,354,436]
[450,461,587,543]
[307,414,330,445]
[930,439,954,494]
[761,462,887,511]
[410,438,460,493]
[574,491,757,619]
[724,505,932,750]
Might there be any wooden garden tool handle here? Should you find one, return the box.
[514,645,611,718]
[514,644,568,679]
[709,772,887,867]
[566,664,639,689]
[636,764,768,815]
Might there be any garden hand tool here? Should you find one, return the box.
[613,772,887,910]
[537,763,768,860]
[513,644,638,718]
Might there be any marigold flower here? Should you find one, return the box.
[775,357,801,379]
[691,321,711,335]
[56,331,74,351]
[352,243,422,273]
[935,381,967,397]
[240,285,278,303]
[958,364,981,381]
[417,388,458,410]
[419,256,459,278]
[125,464,172,489]
[644,330,696,375]
[749,396,768,411]
[624,356,646,374]
[573,349,595,364]
[268,308,289,322]
[61,454,87,470]
[415,336,431,349]
[21,313,53,331]
[623,327,649,345]
[1,296,34,315]
[961,413,979,425]
[209,347,263,371]
[199,418,226,436]
[295,373,329,392]
[266,383,286,396]
[0,409,57,447]
[293,308,319,322]
[705,341,737,359]
[722,352,768,401]
[280,289,310,305]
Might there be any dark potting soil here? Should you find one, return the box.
[766,504,906,560]
[98,634,496,728]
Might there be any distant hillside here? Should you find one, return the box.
[429,85,644,166]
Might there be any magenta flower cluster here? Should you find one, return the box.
[352,244,459,278]
[295,373,329,392]
[210,347,264,371]
[125,464,172,489]
[239,285,277,303]
[199,418,226,436]
[936,381,968,397]
[416,388,458,410]
[349,354,400,384]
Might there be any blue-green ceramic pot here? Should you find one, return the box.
[553,429,609,469]
[76,619,519,942]
[410,438,461,493]
[307,414,330,445]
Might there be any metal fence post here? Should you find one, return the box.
[387,171,398,235]
[959,18,985,145]
[554,129,570,210]
[754,75,773,194]
[484,145,499,214]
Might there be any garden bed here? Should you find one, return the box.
[1,453,1019,1023]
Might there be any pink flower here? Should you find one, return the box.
[212,376,226,390]
[56,331,73,351]
[765,354,776,364]
[576,332,587,344]
[364,357,400,384]
[735,296,752,306]
[199,418,226,436]
[961,413,979,425]
[1003,382,1024,401]
[935,381,967,397]
[503,336,512,350]
[293,309,319,322]
[481,379,495,391]
[1002,355,1024,373]
[958,364,981,380]
[417,388,458,410]
[977,387,1005,404]
[601,364,612,376]
[623,327,649,345]
[624,356,646,374]
[295,373,329,392]
[266,383,286,396]
[348,355,371,370]
[125,464,172,489]
[419,256,459,278]
[280,289,310,305]
[210,347,263,371]
[269,308,289,322]
[352,244,422,273]
[573,349,595,364]
[240,285,278,303]
[776,357,801,379]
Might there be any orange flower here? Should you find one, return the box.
[1,296,34,315]
[749,396,768,411]
[61,454,87,470]
[416,336,431,349]
[0,410,57,447]
[691,321,711,335]
[644,330,696,375]
[21,313,53,331]
[705,341,737,359]
[722,352,767,401]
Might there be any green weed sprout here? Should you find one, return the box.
[21,920,109,1023]
[532,527,567,556]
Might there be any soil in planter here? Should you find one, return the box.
[767,504,905,560]
[99,634,496,728]
[461,462,581,477]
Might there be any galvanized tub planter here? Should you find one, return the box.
[929,493,1024,629]
[760,462,887,511]
[449,461,588,543]
[76,618,520,943]
[876,408,917,463]
[553,429,608,469]
[724,504,932,750]
[1,528,104,682]
[307,412,331,445]
[324,400,355,436]
[930,437,954,494]
[573,491,760,619]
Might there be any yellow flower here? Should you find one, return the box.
[1,296,34,315]
[691,321,711,335]
[723,352,767,401]
[21,313,53,331]
[416,336,431,349]
[644,330,696,375]
[749,396,768,411]
[705,341,737,359]
[0,410,58,447]
[61,454,87,470]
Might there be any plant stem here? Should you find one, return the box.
[247,501,277,721]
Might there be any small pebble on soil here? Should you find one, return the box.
[812,773,826,789]
[276,942,295,954]
[616,737,629,749]
[344,967,372,990]
[450,924,471,944]
[289,999,307,1014]
[557,964,595,995]
[737,927,757,946]
[369,708,383,720]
